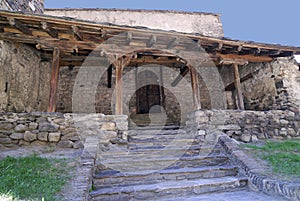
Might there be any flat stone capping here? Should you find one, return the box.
[219,135,300,201]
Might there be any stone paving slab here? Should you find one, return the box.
[157,190,289,201]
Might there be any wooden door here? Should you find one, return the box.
[136,70,161,114]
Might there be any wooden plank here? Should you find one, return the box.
[190,66,201,110]
[233,63,245,110]
[47,48,60,112]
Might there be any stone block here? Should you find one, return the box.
[31,141,47,146]
[48,132,61,142]
[100,123,116,131]
[14,124,28,132]
[240,133,251,143]
[0,122,14,130]
[39,122,59,132]
[10,133,24,140]
[28,122,38,130]
[0,137,12,144]
[24,131,37,142]
[37,132,48,141]
[57,140,74,148]
[19,140,30,146]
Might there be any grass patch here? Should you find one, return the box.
[242,140,300,177]
[0,155,71,201]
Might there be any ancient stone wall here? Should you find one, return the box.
[220,57,300,112]
[0,112,128,149]
[45,8,224,38]
[0,0,44,13]
[187,109,300,142]
[0,41,51,113]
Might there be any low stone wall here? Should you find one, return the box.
[0,112,128,149]
[219,135,300,201]
[187,109,300,142]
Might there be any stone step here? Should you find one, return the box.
[89,176,248,201]
[129,125,181,130]
[99,144,223,157]
[96,154,230,172]
[93,165,239,189]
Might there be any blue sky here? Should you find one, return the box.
[45,1,300,47]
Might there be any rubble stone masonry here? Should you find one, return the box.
[0,0,44,14]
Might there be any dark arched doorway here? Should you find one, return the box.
[136,70,163,114]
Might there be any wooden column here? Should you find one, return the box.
[190,67,201,110]
[233,63,245,110]
[113,55,133,115]
[47,48,60,112]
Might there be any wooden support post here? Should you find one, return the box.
[113,55,133,115]
[190,67,201,110]
[47,48,60,112]
[233,63,245,110]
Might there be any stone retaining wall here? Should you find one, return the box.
[187,109,300,142]
[0,112,128,149]
[219,135,300,201]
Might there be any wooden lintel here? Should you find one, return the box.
[167,37,179,49]
[171,66,189,87]
[147,35,156,48]
[7,17,32,35]
[47,48,60,112]
[233,63,245,110]
[190,66,201,110]
[41,21,58,38]
[71,25,83,41]
[216,53,273,63]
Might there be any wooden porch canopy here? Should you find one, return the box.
[0,10,299,112]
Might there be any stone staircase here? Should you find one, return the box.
[89,127,248,201]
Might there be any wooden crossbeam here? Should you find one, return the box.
[7,17,32,35]
[41,21,58,38]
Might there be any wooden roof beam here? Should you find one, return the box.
[7,17,32,35]
[71,25,83,41]
[216,53,273,63]
[41,21,58,38]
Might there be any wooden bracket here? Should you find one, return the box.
[41,22,58,38]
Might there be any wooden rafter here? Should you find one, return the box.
[7,17,32,35]
[41,21,58,38]
[71,25,83,41]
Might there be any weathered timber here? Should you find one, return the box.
[190,66,201,110]
[48,48,60,112]
[171,66,189,87]
[41,21,58,38]
[71,25,83,41]
[233,63,245,110]
[7,17,32,35]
